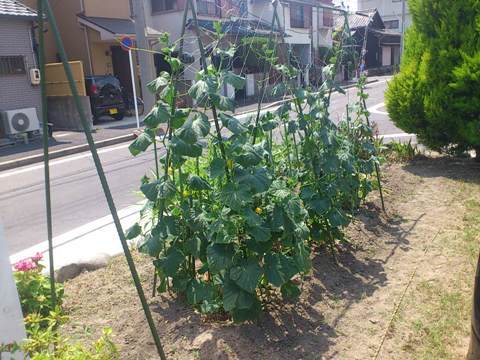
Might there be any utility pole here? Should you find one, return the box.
[133,0,156,112]
[400,0,406,60]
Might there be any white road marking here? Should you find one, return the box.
[0,143,131,179]
[368,102,388,115]
[53,133,71,138]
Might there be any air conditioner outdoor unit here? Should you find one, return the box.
[1,108,40,135]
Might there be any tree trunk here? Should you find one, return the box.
[467,252,480,359]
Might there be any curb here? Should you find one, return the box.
[0,133,135,172]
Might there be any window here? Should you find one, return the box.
[322,9,333,27]
[384,20,399,29]
[197,0,221,17]
[151,0,177,13]
[0,56,26,75]
[290,4,311,29]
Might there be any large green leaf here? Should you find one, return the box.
[140,179,176,202]
[280,280,301,300]
[223,71,245,90]
[219,113,246,135]
[206,243,234,273]
[223,278,240,311]
[153,247,185,277]
[188,175,212,191]
[218,183,251,211]
[212,94,235,112]
[241,208,262,226]
[189,80,209,102]
[139,233,163,257]
[264,253,298,287]
[186,279,214,305]
[230,260,263,293]
[209,158,226,179]
[143,103,170,128]
[175,113,210,144]
[294,242,311,272]
[129,132,152,156]
[329,209,349,227]
[169,136,203,157]
[246,224,271,243]
[223,277,257,313]
[147,71,170,93]
[125,223,141,240]
[237,167,271,194]
[231,298,261,322]
[234,144,263,167]
[140,180,159,201]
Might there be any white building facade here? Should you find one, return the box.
[357,0,411,33]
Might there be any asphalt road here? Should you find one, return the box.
[1,77,406,255]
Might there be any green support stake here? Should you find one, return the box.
[37,0,56,309]
[362,97,386,212]
[40,0,166,358]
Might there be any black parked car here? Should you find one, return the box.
[85,75,126,122]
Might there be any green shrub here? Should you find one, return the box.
[13,253,64,330]
[385,0,480,156]
[8,254,119,359]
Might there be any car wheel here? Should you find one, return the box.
[113,113,125,121]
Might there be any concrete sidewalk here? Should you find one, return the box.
[8,202,143,279]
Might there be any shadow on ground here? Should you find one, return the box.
[404,156,480,184]
[148,200,420,359]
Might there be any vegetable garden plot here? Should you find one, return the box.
[32,0,383,356]
[127,23,383,323]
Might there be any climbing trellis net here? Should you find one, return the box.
[38,0,372,359]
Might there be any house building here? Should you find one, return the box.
[249,0,335,86]
[335,8,401,73]
[357,0,411,33]
[0,0,41,126]
[20,0,158,97]
[143,0,336,96]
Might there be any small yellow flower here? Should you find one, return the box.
[182,190,190,197]
[255,207,263,215]
[227,159,234,170]
[168,166,174,176]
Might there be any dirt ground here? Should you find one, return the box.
[61,156,480,359]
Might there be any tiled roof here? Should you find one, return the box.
[0,0,36,18]
[77,15,136,35]
[335,9,376,29]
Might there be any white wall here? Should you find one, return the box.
[0,225,27,360]
[357,0,412,32]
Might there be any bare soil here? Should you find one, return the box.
[61,156,480,359]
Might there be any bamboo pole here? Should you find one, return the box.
[40,1,166,358]
[37,0,56,309]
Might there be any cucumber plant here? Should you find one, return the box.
[127,31,380,322]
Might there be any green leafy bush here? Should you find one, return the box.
[128,32,380,322]
[385,0,480,156]
[8,254,119,359]
[13,253,64,330]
